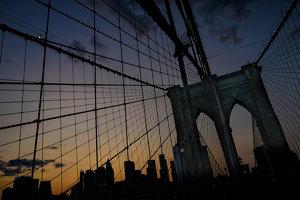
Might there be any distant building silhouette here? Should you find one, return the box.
[79,170,84,199]
[124,161,135,180]
[159,154,169,182]
[69,183,80,200]
[129,170,147,197]
[36,181,52,200]
[69,163,116,200]
[13,176,39,200]
[147,160,157,179]
[124,161,135,197]
[253,145,273,175]
[106,160,114,189]
[146,160,158,194]
[114,181,126,199]
[52,193,68,200]
[1,187,13,200]
[80,170,84,187]
[52,157,188,199]
[96,166,107,184]
[69,170,84,200]
[84,170,96,200]
[202,146,214,180]
[173,145,183,188]
[147,160,156,171]
[170,160,179,186]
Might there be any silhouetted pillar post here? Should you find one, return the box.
[202,76,242,186]
[167,50,213,188]
[245,65,300,172]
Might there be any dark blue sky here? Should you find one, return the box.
[0,0,287,76]
[186,0,285,75]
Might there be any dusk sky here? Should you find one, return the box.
[0,0,291,197]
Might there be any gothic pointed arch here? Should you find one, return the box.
[167,64,299,177]
[224,94,263,129]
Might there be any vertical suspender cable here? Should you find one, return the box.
[0,30,4,67]
[159,25,175,150]
[17,39,27,179]
[117,0,130,161]
[31,0,51,181]
[82,61,92,169]
[59,52,63,192]
[132,0,151,159]
[154,11,175,155]
[252,116,256,168]
[71,58,79,183]
[144,8,163,155]
[93,0,99,189]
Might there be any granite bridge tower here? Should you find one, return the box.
[167,63,300,186]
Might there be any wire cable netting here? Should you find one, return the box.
[257,0,300,159]
[1,0,300,199]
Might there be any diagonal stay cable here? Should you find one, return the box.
[0,24,167,92]
[0,94,165,130]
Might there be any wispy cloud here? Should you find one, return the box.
[0,158,58,177]
[70,39,87,57]
[1,168,26,177]
[191,0,254,45]
[85,0,155,38]
[54,163,66,168]
[46,146,59,150]
[89,36,107,54]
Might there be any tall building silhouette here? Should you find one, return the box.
[202,146,214,180]
[79,170,84,199]
[170,160,179,186]
[13,176,39,200]
[69,170,84,200]
[80,170,84,187]
[96,166,107,184]
[130,170,147,197]
[124,161,136,198]
[173,145,183,188]
[159,154,169,182]
[84,170,96,200]
[36,181,52,200]
[146,160,158,194]
[147,160,157,178]
[69,183,81,200]
[124,161,135,180]
[114,181,126,199]
[254,145,273,175]
[106,160,114,189]
[1,187,13,200]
